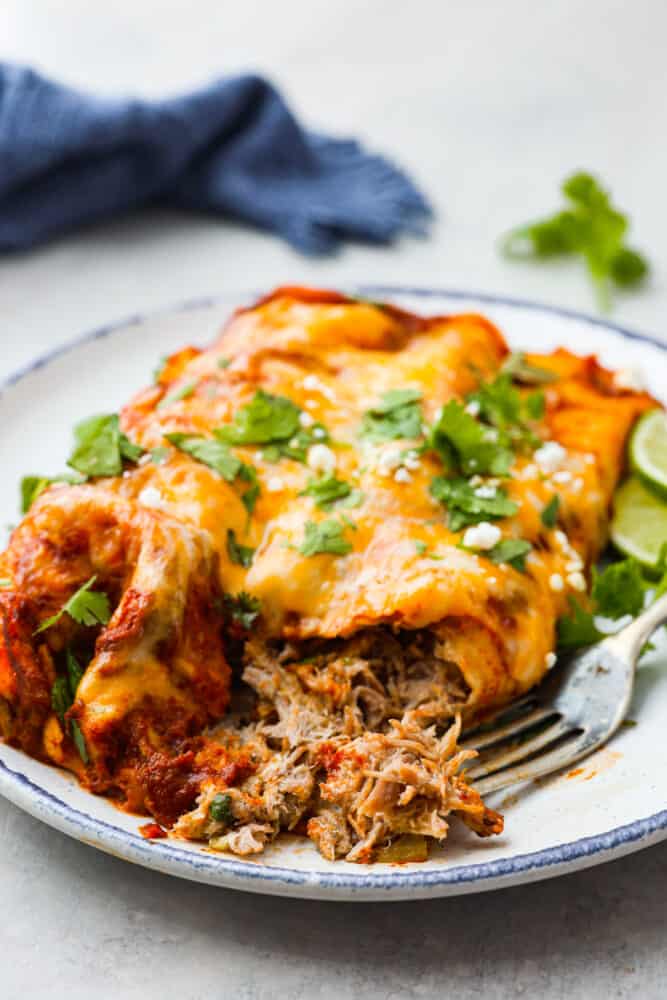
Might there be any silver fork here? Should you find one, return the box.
[461,590,667,796]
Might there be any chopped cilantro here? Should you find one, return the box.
[592,559,645,618]
[222,591,262,629]
[360,389,423,443]
[238,464,260,516]
[68,414,144,478]
[500,352,558,385]
[300,475,362,511]
[153,355,168,383]
[50,647,90,763]
[226,529,255,568]
[525,391,546,420]
[430,476,518,531]
[165,433,241,481]
[299,519,353,557]
[209,792,235,826]
[557,597,603,649]
[557,557,649,650]
[150,446,170,465]
[428,400,513,477]
[488,538,532,572]
[216,390,300,446]
[413,539,443,560]
[51,676,71,724]
[217,356,232,369]
[541,495,560,528]
[261,423,330,464]
[20,473,84,514]
[70,720,89,763]
[35,575,111,634]
[157,380,197,410]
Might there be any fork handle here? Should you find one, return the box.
[604,588,667,664]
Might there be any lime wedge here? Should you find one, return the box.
[611,475,667,569]
[630,409,667,498]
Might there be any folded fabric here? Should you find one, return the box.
[0,64,432,254]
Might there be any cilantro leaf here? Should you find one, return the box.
[35,575,111,634]
[299,520,353,557]
[487,538,532,572]
[216,390,300,446]
[360,389,423,443]
[150,446,170,465]
[51,676,71,724]
[261,423,330,464]
[591,559,645,619]
[157,380,197,410]
[20,473,84,514]
[300,475,362,511]
[430,476,518,531]
[238,464,260,516]
[222,591,262,629]
[467,374,542,449]
[557,598,603,649]
[165,433,242,481]
[217,356,232,369]
[501,172,650,311]
[541,495,560,528]
[209,792,235,826]
[67,414,144,478]
[500,352,558,385]
[429,400,513,476]
[66,648,85,695]
[226,529,255,568]
[525,391,546,420]
[70,720,89,763]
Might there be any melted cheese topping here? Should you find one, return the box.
[113,289,653,709]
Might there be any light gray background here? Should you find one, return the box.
[1,2,667,998]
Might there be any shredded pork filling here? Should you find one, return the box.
[173,627,503,862]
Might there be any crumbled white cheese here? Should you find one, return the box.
[394,467,412,484]
[584,453,596,465]
[462,522,502,550]
[565,558,583,573]
[376,448,403,476]
[138,452,152,467]
[571,477,584,493]
[307,444,336,474]
[613,367,646,392]
[554,530,569,550]
[545,652,557,670]
[534,441,567,474]
[288,437,300,448]
[266,475,285,492]
[552,470,572,485]
[549,573,564,593]
[138,486,165,509]
[303,398,317,410]
[566,571,586,592]
[299,411,315,428]
[465,399,481,417]
[474,485,497,499]
[312,426,327,440]
[518,464,538,481]
[403,450,421,471]
[302,373,335,400]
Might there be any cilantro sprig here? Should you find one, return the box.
[221,591,262,630]
[501,172,650,311]
[35,575,111,635]
[428,400,514,477]
[67,414,145,479]
[298,519,353,557]
[557,557,648,649]
[20,473,85,514]
[430,476,518,531]
[300,475,363,511]
[226,530,255,568]
[360,389,423,443]
[466,374,543,450]
[165,433,261,515]
[51,648,89,763]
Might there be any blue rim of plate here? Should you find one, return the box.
[1,283,666,897]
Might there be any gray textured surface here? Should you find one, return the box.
[1,2,667,997]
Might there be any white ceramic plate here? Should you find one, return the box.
[2,286,667,902]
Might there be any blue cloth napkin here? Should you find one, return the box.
[0,64,432,254]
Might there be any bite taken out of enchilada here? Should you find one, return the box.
[0,287,656,863]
